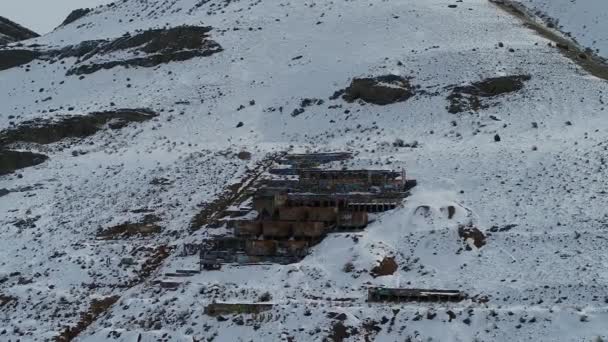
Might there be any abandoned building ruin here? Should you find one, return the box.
[172,153,468,306]
[198,152,417,269]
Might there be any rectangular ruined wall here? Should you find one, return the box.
[338,211,368,228]
[262,221,292,238]
[292,221,326,238]
[245,240,278,256]
[234,220,262,236]
[307,207,338,222]
[278,206,309,221]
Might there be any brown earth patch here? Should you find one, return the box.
[190,152,284,230]
[371,256,398,277]
[96,215,162,240]
[54,295,119,342]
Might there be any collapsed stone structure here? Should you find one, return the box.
[199,152,416,269]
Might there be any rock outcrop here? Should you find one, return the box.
[447,75,531,113]
[0,16,39,45]
[341,75,416,105]
[0,150,48,175]
[60,8,93,27]
[0,109,157,175]
[0,108,158,146]
[0,25,222,75]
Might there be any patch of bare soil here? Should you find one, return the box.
[371,256,398,277]
[54,295,119,342]
[338,75,416,105]
[458,223,486,249]
[447,75,531,113]
[96,215,162,240]
[133,245,172,283]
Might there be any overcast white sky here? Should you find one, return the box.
[0,0,115,34]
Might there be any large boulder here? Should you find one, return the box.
[342,75,415,105]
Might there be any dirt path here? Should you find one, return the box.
[55,151,285,341]
[190,151,286,230]
[489,0,608,82]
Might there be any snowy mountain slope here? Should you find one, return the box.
[0,16,39,45]
[518,0,608,59]
[0,0,607,341]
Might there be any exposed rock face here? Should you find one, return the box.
[447,75,531,113]
[60,8,93,27]
[0,150,48,175]
[68,25,223,75]
[0,109,157,175]
[0,25,222,75]
[0,16,39,45]
[371,256,398,277]
[0,49,40,71]
[341,75,415,105]
[0,109,158,146]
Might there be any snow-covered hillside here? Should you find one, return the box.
[519,0,608,59]
[1,0,608,341]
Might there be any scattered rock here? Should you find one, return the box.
[237,151,252,160]
[489,224,517,232]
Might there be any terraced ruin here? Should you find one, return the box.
[194,152,414,269]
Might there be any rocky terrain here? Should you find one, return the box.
[0,16,38,45]
[0,0,608,341]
